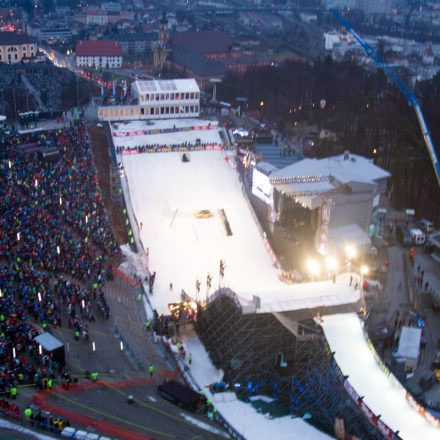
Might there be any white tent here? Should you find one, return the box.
[395,326,421,363]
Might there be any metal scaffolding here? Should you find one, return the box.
[195,293,384,439]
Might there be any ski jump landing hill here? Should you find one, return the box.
[111,118,440,439]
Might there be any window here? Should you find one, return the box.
[160,107,165,114]
[195,105,199,113]
[190,106,194,113]
[175,93,180,100]
[190,92,194,99]
[170,107,174,114]
[175,107,179,114]
[141,108,145,115]
[155,94,159,101]
[195,92,200,99]
[170,93,174,100]
[185,93,189,99]
[154,107,159,115]
[165,93,169,100]
[165,107,169,114]
[185,106,189,112]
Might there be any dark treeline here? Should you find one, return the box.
[220,57,440,224]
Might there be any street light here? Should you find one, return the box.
[307,258,321,280]
[345,244,357,260]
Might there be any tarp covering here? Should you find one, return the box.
[157,380,201,405]
[395,326,421,360]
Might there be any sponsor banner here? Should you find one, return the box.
[343,379,359,403]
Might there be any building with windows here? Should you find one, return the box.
[76,40,122,68]
[98,78,200,121]
[0,32,36,64]
[356,0,393,14]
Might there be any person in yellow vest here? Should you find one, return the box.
[91,371,98,382]
[148,363,155,377]
[24,406,32,422]
[47,378,53,391]
[10,386,17,399]
[145,320,150,331]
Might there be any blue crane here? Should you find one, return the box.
[330,9,440,187]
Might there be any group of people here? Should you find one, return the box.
[115,141,222,155]
[0,116,120,424]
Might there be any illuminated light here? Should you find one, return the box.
[59,197,62,205]
[81,299,85,309]
[325,256,338,271]
[120,341,124,351]
[306,258,321,277]
[39,345,43,355]
[85,215,88,224]
[92,342,96,352]
[34,179,38,187]
[345,244,357,259]
[17,232,20,241]
[361,265,369,275]
[38,292,42,302]
[0,289,2,297]
[8,160,11,168]
[12,347,16,358]
[373,148,377,155]
[260,100,264,107]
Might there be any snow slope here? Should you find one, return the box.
[121,149,360,315]
[321,313,439,440]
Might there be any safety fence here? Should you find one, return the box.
[112,266,140,287]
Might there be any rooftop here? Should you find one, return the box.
[271,153,390,187]
[0,31,35,46]
[171,30,232,54]
[76,40,122,57]
[132,78,200,95]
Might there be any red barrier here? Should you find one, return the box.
[32,378,164,440]
[112,267,140,287]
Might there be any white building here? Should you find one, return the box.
[98,78,201,121]
[76,40,122,68]
[269,151,390,255]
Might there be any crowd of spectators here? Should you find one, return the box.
[0,116,119,413]
[115,141,222,155]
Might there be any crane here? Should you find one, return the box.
[330,9,440,187]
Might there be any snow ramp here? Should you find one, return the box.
[321,313,440,440]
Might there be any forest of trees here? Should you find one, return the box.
[220,57,440,224]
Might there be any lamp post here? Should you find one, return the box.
[360,265,369,307]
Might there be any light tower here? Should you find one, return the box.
[210,78,222,103]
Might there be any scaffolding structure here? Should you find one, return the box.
[196,293,384,439]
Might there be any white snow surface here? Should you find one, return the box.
[321,313,440,440]
[120,149,360,315]
[111,119,221,149]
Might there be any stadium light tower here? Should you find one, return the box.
[210,78,222,103]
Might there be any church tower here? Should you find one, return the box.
[153,11,171,72]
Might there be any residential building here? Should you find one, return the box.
[76,40,122,68]
[0,32,36,64]
[106,32,155,55]
[356,0,393,14]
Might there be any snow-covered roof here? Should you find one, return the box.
[270,153,390,193]
[132,78,200,94]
